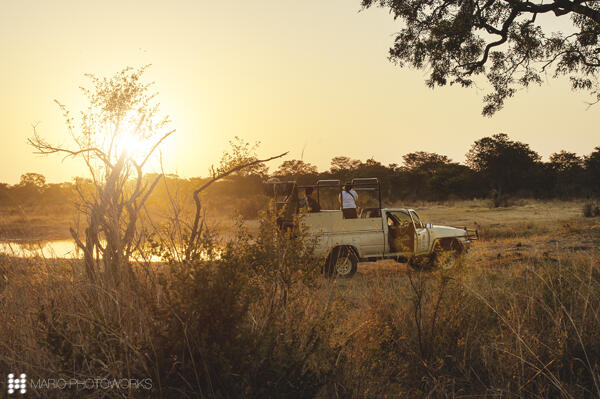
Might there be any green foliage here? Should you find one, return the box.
[274,159,318,178]
[216,136,268,178]
[466,133,540,195]
[2,134,600,211]
[550,151,586,198]
[329,156,362,175]
[361,0,600,115]
[19,172,46,188]
[402,151,452,173]
[585,147,600,194]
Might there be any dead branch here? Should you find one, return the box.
[140,129,176,168]
[28,127,113,168]
[185,151,288,260]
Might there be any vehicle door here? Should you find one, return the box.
[384,210,415,255]
[409,210,430,255]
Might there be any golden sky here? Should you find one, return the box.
[1,0,598,184]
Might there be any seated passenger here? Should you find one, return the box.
[305,187,320,213]
[387,212,414,252]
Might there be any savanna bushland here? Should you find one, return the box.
[0,66,599,399]
[2,132,600,241]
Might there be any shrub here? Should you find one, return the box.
[583,201,600,217]
[3,204,600,398]
[489,189,512,208]
[335,255,600,398]
[148,205,335,397]
[0,206,336,398]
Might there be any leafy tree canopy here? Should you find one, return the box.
[585,146,600,169]
[330,156,362,174]
[584,146,600,190]
[362,0,600,115]
[19,172,46,188]
[402,151,453,174]
[217,136,268,178]
[275,160,318,176]
[549,150,583,171]
[466,133,540,192]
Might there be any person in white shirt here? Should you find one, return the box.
[339,184,358,219]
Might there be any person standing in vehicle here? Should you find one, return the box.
[340,184,358,218]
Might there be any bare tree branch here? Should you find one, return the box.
[140,129,176,168]
[185,151,288,260]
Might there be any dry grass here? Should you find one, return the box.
[0,205,77,240]
[1,200,599,397]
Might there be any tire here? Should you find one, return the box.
[324,247,358,278]
[431,240,461,270]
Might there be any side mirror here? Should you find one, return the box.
[425,223,433,229]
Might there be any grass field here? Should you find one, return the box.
[1,199,599,397]
[0,204,77,240]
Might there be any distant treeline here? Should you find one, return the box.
[2,134,600,214]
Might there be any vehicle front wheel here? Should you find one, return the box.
[324,247,358,278]
[432,240,462,270]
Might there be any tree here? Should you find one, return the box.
[329,156,362,180]
[186,149,286,261]
[549,151,585,196]
[12,173,47,204]
[29,66,174,284]
[330,156,361,173]
[217,136,269,178]
[274,160,318,177]
[550,151,583,172]
[19,172,46,189]
[399,152,472,199]
[0,183,9,204]
[402,152,452,174]
[466,133,540,194]
[362,0,600,115]
[584,146,600,194]
[354,158,391,177]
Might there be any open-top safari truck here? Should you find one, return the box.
[266,178,478,277]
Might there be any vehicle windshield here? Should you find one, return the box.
[409,210,423,228]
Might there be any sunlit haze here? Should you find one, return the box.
[1,0,598,184]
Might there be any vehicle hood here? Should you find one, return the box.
[430,225,467,238]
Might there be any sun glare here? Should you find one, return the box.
[107,110,165,166]
[116,133,143,159]
[113,131,165,168]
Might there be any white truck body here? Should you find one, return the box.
[267,177,477,276]
[302,208,477,275]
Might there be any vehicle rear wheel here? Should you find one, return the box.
[324,247,357,278]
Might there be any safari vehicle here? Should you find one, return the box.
[267,178,478,277]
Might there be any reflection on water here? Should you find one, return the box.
[0,239,216,262]
[0,239,81,258]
